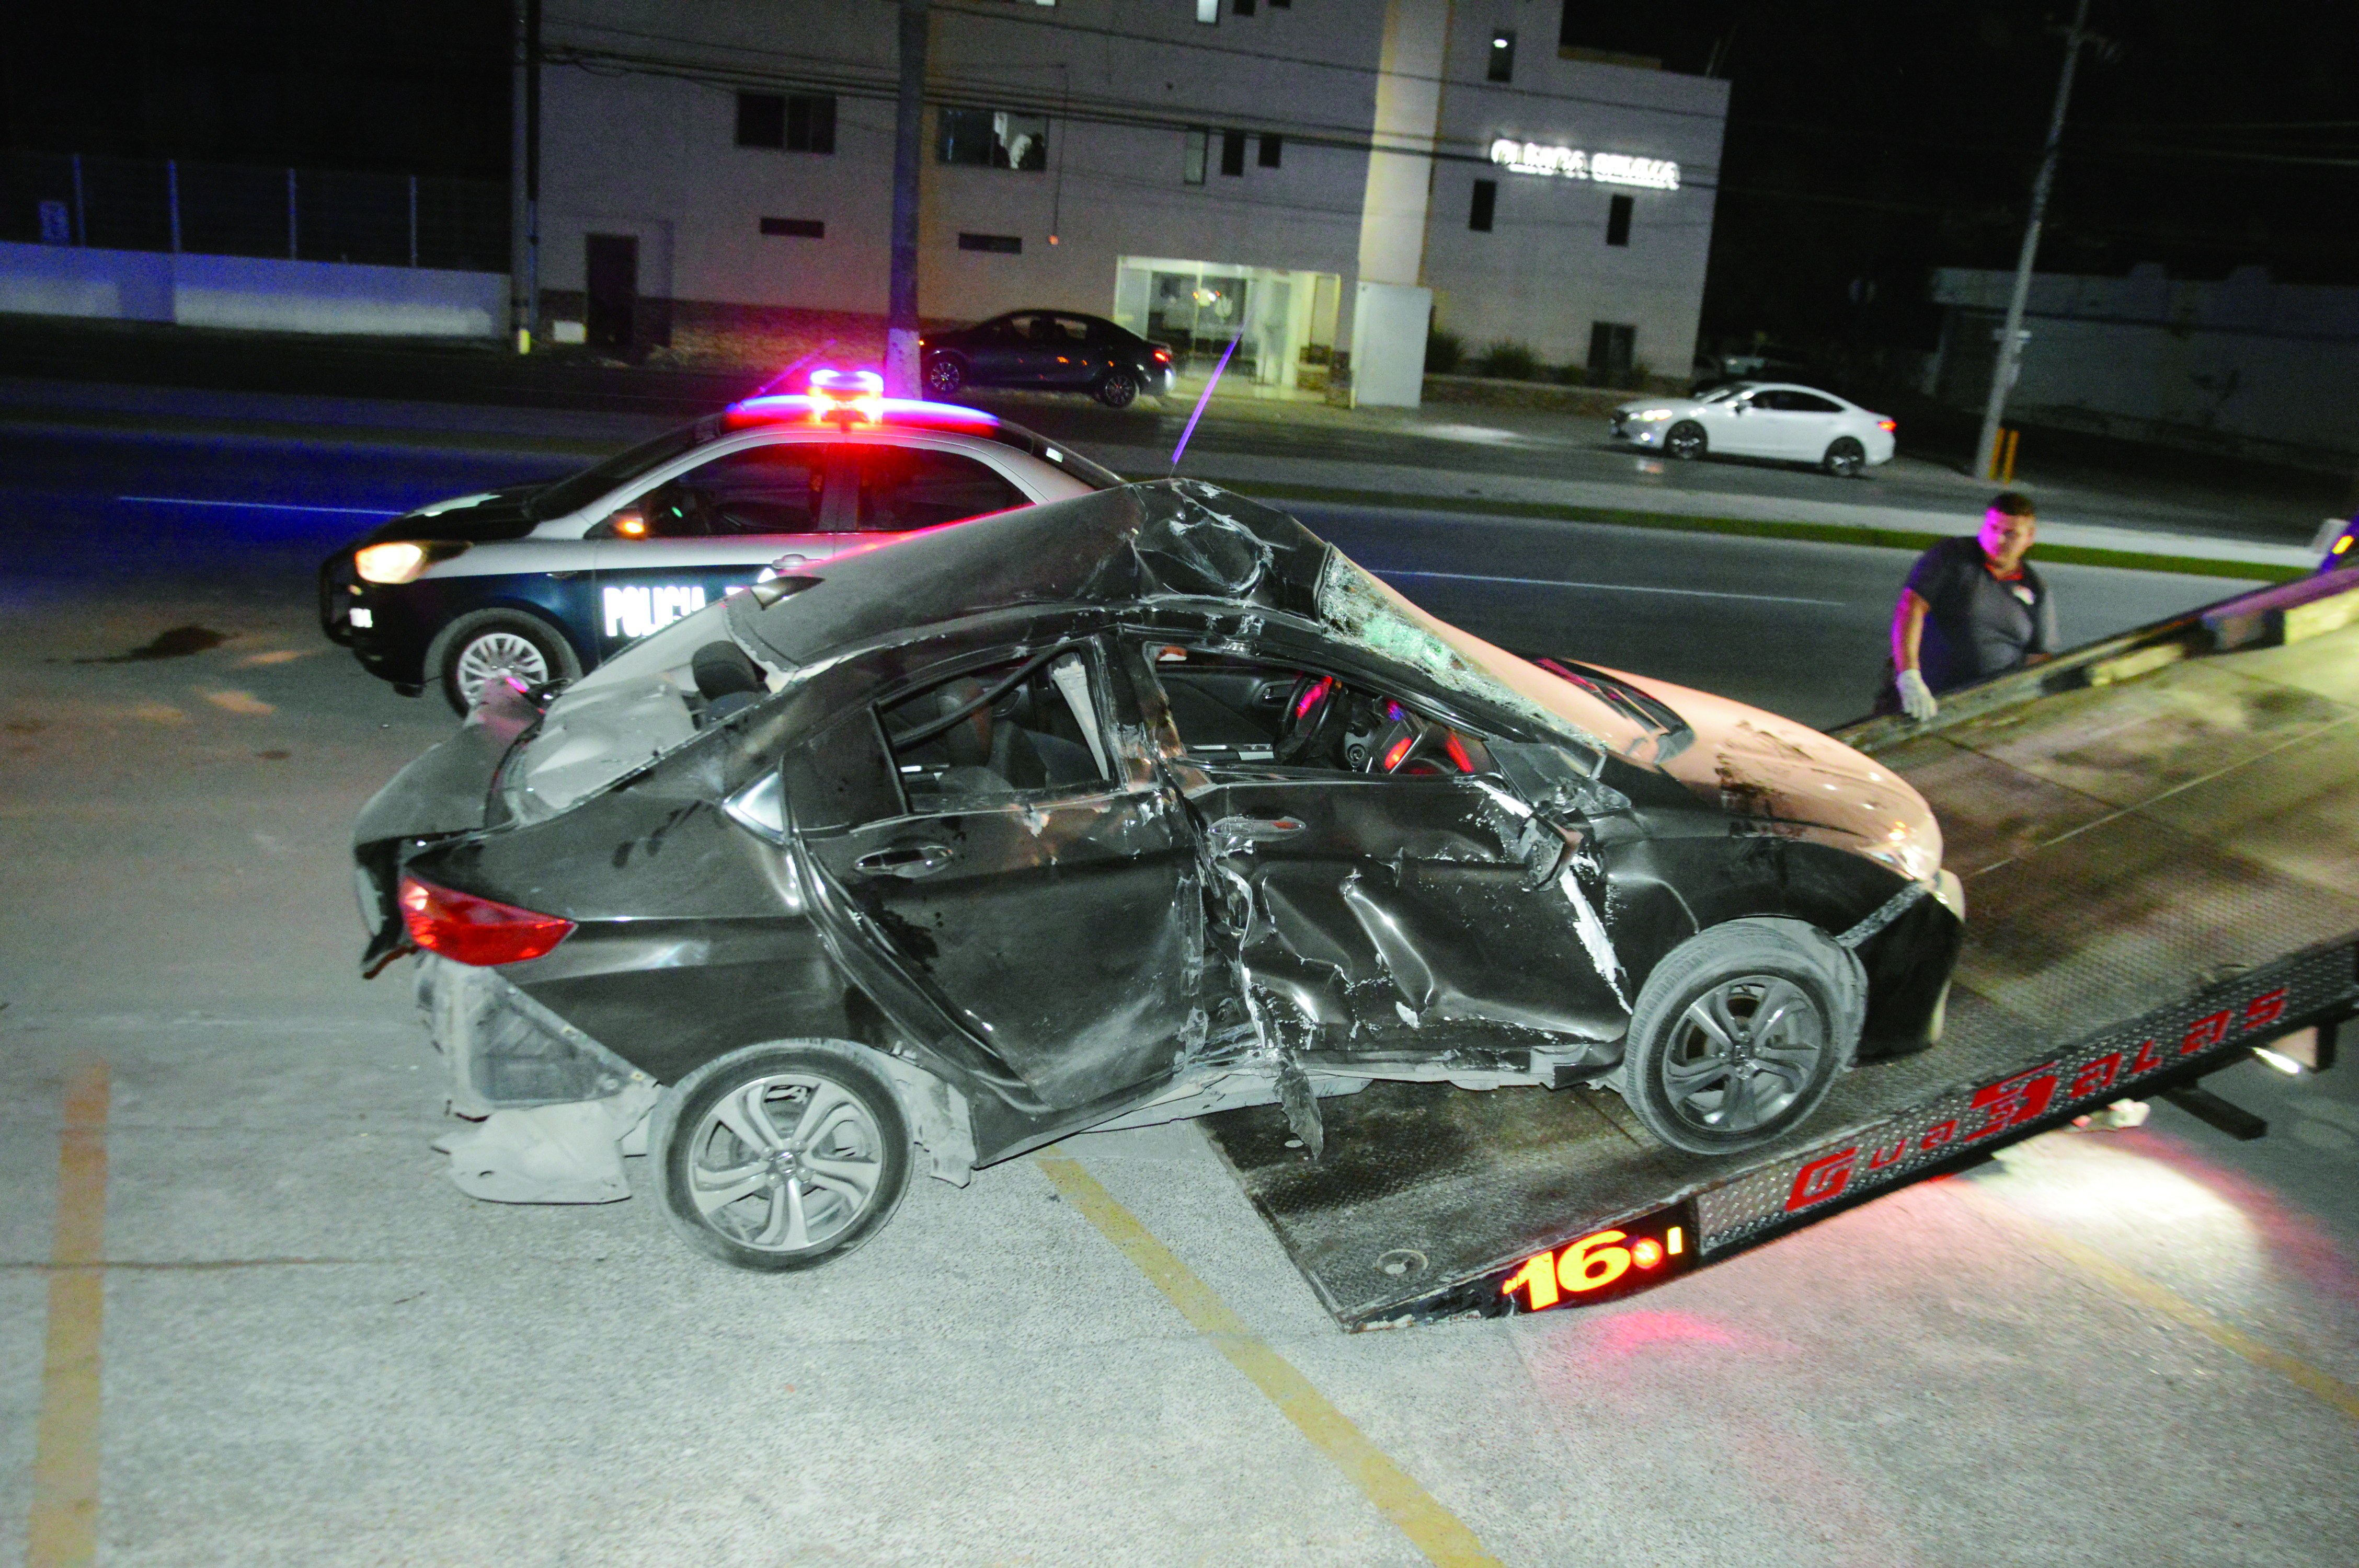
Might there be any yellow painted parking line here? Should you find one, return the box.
[28,1059,109,1568]
[1956,1181,2359,1423]
[1034,1151,1504,1568]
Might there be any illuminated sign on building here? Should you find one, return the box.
[1488,139,1680,191]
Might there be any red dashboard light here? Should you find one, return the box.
[398,875,575,967]
[1631,1238,1663,1269]
[1382,733,1416,772]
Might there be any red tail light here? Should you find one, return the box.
[399,874,575,966]
[1878,419,1897,432]
[1153,347,1172,363]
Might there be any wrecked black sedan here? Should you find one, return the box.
[354,481,1964,1271]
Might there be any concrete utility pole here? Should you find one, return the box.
[885,0,930,396]
[509,0,543,353]
[1973,0,2092,479]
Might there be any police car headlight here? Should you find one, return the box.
[354,540,465,584]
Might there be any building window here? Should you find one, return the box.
[1235,0,1256,13]
[1195,0,1218,21]
[1489,30,1516,83]
[761,217,825,239]
[1258,133,1282,168]
[737,91,836,154]
[1589,321,1636,377]
[1184,127,1209,184]
[939,109,1048,171]
[958,232,1023,253]
[1469,179,1496,232]
[1606,194,1633,247]
[1220,129,1247,177]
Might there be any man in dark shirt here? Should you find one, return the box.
[1890,491,2057,720]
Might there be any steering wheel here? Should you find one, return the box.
[1273,675,1336,765]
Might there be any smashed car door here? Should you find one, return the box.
[796,639,1209,1110]
[1144,645,1632,1059]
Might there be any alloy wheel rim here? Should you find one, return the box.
[685,1073,885,1252]
[1659,975,1825,1135]
[453,632,550,705]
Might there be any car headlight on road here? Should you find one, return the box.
[354,540,465,584]
[1630,408,1675,422]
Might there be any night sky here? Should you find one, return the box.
[6,1,2352,367]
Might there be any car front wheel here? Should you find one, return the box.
[427,609,582,715]
[1617,920,1858,1155]
[924,354,966,397]
[652,1042,912,1272]
[1665,421,1707,460]
[1095,370,1140,408]
[1823,436,1867,478]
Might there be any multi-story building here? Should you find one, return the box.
[533,0,1726,403]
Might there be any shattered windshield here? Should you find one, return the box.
[1313,552,1656,757]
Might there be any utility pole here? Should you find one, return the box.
[884,0,929,396]
[510,0,543,353]
[1973,0,2092,480]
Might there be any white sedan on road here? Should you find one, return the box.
[1610,382,1897,477]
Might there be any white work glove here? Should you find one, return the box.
[1896,668,1938,722]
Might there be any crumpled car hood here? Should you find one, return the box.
[1601,666,1942,884]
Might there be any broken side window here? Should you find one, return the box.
[878,647,1113,811]
[1141,646,1494,777]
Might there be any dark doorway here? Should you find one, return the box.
[585,234,638,354]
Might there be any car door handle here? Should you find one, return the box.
[854,842,955,878]
[1208,814,1306,847]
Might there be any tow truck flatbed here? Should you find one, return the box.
[1206,573,2359,1329]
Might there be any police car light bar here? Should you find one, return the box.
[725,386,1000,433]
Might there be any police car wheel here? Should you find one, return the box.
[1618,920,1856,1156]
[1822,437,1866,478]
[428,610,581,715]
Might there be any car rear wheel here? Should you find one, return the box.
[1823,436,1866,478]
[1665,421,1707,460]
[924,354,966,397]
[652,1042,912,1272]
[1618,920,1859,1155]
[1095,370,1140,408]
[427,609,582,715]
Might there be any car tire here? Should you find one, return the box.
[1665,421,1707,460]
[1822,436,1866,478]
[651,1041,913,1273]
[427,609,582,716]
[924,354,967,397]
[1095,370,1140,409]
[1617,919,1862,1156]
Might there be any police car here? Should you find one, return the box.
[319,372,1124,711]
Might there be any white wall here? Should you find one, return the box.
[533,0,1724,365]
[0,241,505,337]
[1934,266,2359,463]
[1423,1,1726,371]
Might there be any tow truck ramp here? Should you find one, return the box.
[1206,570,2359,1329]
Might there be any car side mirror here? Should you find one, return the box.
[1491,739,1627,817]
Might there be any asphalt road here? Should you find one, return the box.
[2,411,2354,1567]
[0,424,2253,728]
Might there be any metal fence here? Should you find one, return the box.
[1,151,508,273]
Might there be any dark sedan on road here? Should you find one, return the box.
[922,311,1176,407]
[354,482,1963,1271]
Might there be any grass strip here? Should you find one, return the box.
[1209,478,2304,584]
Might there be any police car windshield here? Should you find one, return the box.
[528,422,712,520]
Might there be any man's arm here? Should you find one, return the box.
[1891,586,1938,720]
[1892,587,1930,675]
